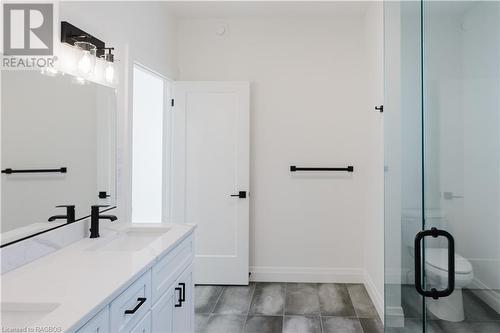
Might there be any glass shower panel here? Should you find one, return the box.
[384,1,426,331]
[422,1,500,331]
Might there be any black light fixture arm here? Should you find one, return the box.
[99,47,115,62]
[61,21,107,57]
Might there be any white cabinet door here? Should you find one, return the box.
[76,307,110,333]
[172,265,194,333]
[151,286,175,333]
[172,82,250,285]
[152,235,193,304]
[129,311,151,333]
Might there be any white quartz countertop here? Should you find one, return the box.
[0,222,195,332]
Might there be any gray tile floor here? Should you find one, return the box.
[387,285,500,333]
[195,283,383,333]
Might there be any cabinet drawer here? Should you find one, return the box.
[110,270,152,333]
[76,306,110,333]
[152,236,193,303]
[129,311,152,333]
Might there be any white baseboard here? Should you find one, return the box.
[470,278,500,314]
[385,306,405,327]
[363,271,384,321]
[249,266,365,283]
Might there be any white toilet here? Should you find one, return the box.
[403,209,474,322]
[424,248,474,322]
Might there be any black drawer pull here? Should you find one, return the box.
[175,287,183,307]
[124,297,147,314]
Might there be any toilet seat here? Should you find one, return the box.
[424,248,472,274]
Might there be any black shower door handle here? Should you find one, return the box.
[414,227,455,299]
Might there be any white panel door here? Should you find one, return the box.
[172,82,250,285]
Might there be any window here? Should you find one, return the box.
[131,64,169,223]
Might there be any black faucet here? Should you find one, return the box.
[90,205,117,238]
[48,205,76,223]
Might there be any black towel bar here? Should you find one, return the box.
[290,166,354,172]
[1,167,67,174]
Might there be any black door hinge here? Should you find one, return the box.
[171,99,175,107]
[375,105,383,113]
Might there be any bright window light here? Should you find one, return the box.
[132,65,164,223]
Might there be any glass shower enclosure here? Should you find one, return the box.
[384,1,500,332]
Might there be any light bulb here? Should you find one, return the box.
[105,62,115,83]
[78,51,93,75]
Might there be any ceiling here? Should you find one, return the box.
[164,1,372,19]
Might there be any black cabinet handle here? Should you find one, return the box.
[179,282,186,302]
[414,228,455,299]
[124,297,147,314]
[175,282,187,307]
[230,191,247,199]
[175,287,183,307]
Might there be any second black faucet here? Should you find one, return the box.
[89,205,117,238]
[48,205,76,224]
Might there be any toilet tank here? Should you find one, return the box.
[402,208,447,248]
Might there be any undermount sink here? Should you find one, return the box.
[0,302,60,328]
[86,227,171,251]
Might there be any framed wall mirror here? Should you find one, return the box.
[1,70,117,246]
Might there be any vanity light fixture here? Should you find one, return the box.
[61,22,105,56]
[101,48,115,84]
[74,41,97,77]
[60,22,117,85]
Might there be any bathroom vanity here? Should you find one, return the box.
[0,223,195,333]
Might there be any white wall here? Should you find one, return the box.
[176,8,384,301]
[362,2,385,317]
[456,3,500,296]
